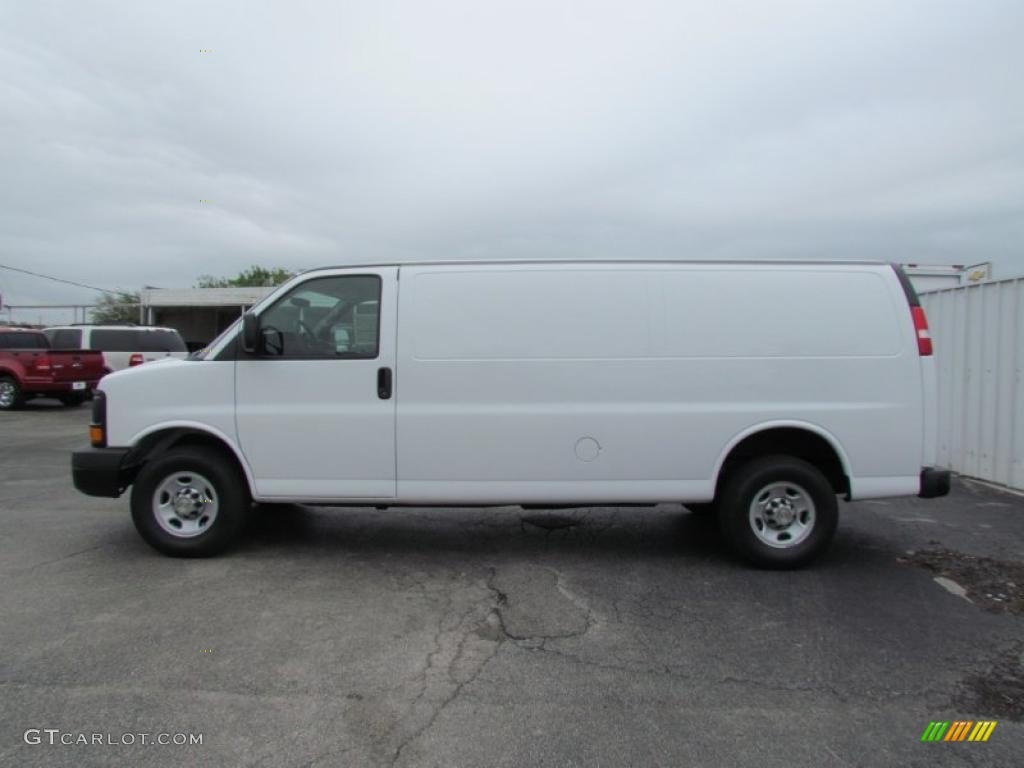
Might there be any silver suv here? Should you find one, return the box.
[44,325,188,373]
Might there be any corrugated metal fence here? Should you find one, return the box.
[921,278,1024,490]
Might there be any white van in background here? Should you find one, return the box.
[71,260,949,568]
[45,325,188,373]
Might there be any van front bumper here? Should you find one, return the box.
[71,447,131,498]
[919,467,951,499]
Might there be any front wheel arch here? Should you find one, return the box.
[124,427,255,498]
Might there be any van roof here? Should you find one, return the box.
[304,258,890,273]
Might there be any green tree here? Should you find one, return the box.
[195,266,293,288]
[91,290,140,324]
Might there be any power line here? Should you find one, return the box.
[0,263,124,295]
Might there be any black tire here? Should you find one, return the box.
[130,447,250,557]
[0,375,23,410]
[59,393,87,407]
[717,455,838,569]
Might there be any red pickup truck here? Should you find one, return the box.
[0,327,105,410]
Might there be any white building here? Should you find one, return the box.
[140,286,275,349]
[902,262,993,293]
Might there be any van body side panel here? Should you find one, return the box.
[850,476,919,499]
[101,359,239,456]
[396,263,923,504]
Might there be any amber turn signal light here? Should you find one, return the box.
[89,425,105,447]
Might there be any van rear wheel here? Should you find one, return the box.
[717,455,837,569]
[130,447,250,557]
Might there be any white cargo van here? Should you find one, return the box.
[72,260,949,567]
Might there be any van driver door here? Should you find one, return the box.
[234,268,397,500]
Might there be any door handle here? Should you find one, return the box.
[377,367,393,400]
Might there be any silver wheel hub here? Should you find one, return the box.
[765,498,796,527]
[153,472,219,538]
[173,489,206,519]
[748,481,815,549]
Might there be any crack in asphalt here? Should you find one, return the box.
[389,563,598,766]
[389,635,500,767]
[486,564,592,641]
[388,581,503,767]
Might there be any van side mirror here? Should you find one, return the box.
[241,312,259,353]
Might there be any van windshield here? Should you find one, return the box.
[188,319,240,360]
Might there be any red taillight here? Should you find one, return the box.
[129,353,145,367]
[912,306,933,356]
[35,355,52,372]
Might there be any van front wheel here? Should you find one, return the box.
[717,456,838,569]
[130,447,250,557]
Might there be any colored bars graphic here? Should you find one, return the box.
[920,721,997,742]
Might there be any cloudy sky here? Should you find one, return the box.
[1,0,1022,318]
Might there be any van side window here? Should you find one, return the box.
[257,275,381,359]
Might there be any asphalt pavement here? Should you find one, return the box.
[1,401,1021,767]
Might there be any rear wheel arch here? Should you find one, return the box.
[713,424,851,500]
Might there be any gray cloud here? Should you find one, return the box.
[1,0,1022,317]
